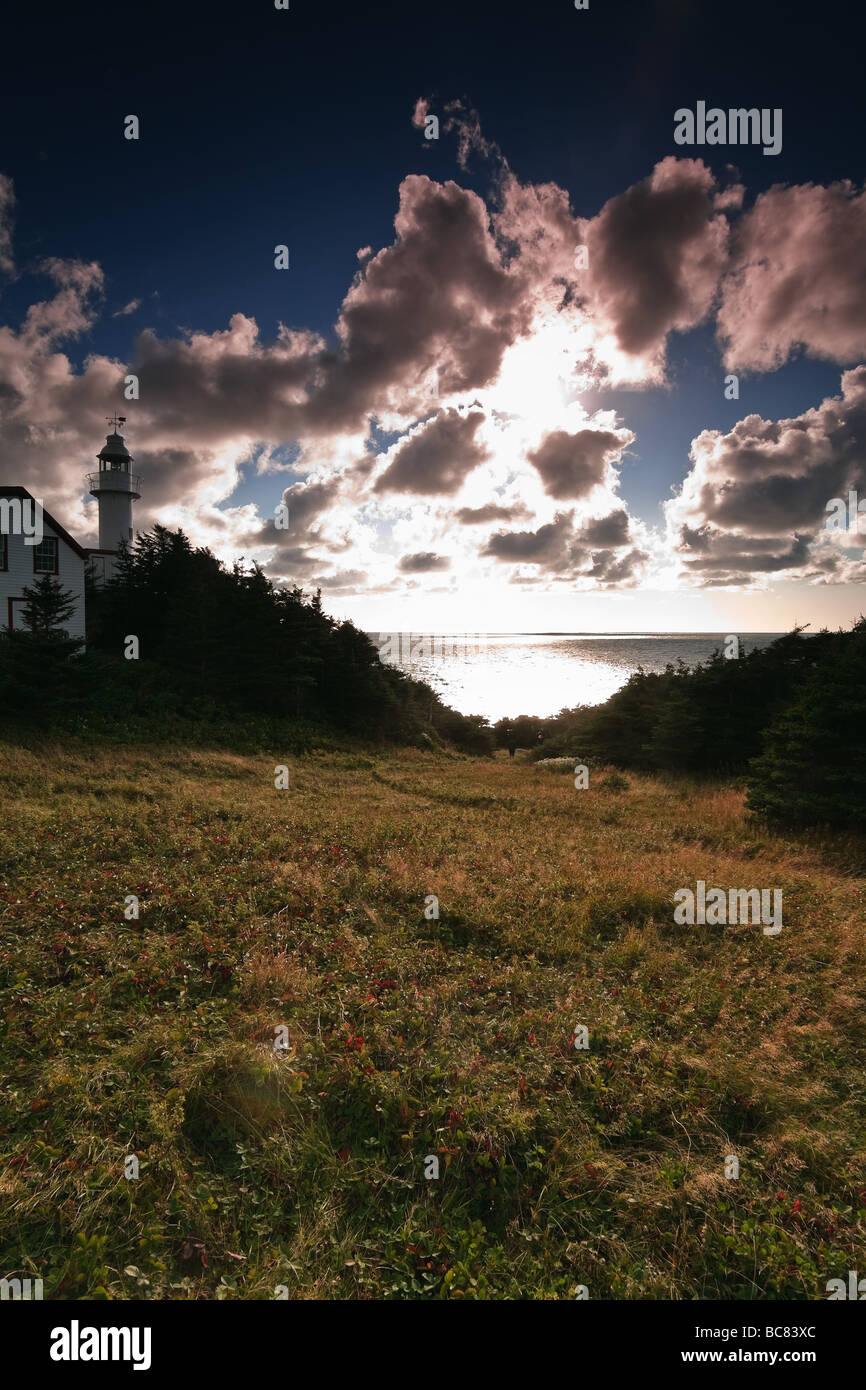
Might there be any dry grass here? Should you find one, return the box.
[0,738,864,1299]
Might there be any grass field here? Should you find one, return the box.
[1,739,864,1300]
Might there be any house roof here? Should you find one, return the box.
[0,485,89,560]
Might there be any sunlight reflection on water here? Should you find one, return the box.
[370,632,784,722]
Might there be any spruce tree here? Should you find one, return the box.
[0,574,85,722]
[746,620,866,829]
[21,573,84,641]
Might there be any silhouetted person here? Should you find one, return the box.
[505,727,516,758]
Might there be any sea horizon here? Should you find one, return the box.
[371,630,790,721]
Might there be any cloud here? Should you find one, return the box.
[718,181,866,371]
[491,155,732,385]
[413,97,504,171]
[586,546,649,587]
[7,121,864,604]
[21,258,104,345]
[397,551,451,573]
[306,174,529,434]
[0,173,15,275]
[310,568,369,590]
[713,184,745,212]
[276,476,345,537]
[580,508,631,547]
[579,156,730,367]
[481,506,649,588]
[441,98,503,171]
[483,512,574,567]
[130,314,321,448]
[374,408,489,495]
[455,502,530,525]
[667,365,866,584]
[527,427,630,500]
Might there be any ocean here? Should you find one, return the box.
[371,632,786,722]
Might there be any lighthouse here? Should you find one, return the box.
[86,416,141,581]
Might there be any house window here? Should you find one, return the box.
[0,533,7,571]
[34,536,58,574]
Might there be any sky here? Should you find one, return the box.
[1,0,865,632]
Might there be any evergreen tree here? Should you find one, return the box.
[21,573,84,641]
[0,574,86,723]
[646,678,705,770]
[746,619,866,829]
[81,524,492,749]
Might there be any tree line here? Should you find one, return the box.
[503,623,866,830]
[2,535,863,829]
[0,526,493,753]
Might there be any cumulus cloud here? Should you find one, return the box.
[398,551,451,573]
[667,365,866,584]
[4,133,863,606]
[527,427,631,500]
[374,408,489,495]
[130,314,322,449]
[579,156,730,370]
[713,184,745,212]
[275,477,345,539]
[483,513,575,568]
[481,506,649,589]
[455,502,530,525]
[0,155,679,589]
[718,181,866,371]
[580,508,632,547]
[585,546,649,587]
[310,567,369,590]
[308,174,532,432]
[491,155,734,385]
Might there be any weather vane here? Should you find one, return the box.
[106,413,127,432]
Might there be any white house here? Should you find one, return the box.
[0,420,141,639]
[0,486,88,639]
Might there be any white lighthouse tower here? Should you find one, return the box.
[86,416,141,581]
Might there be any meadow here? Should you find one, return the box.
[1,738,864,1299]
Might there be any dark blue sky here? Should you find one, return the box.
[3,0,861,354]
